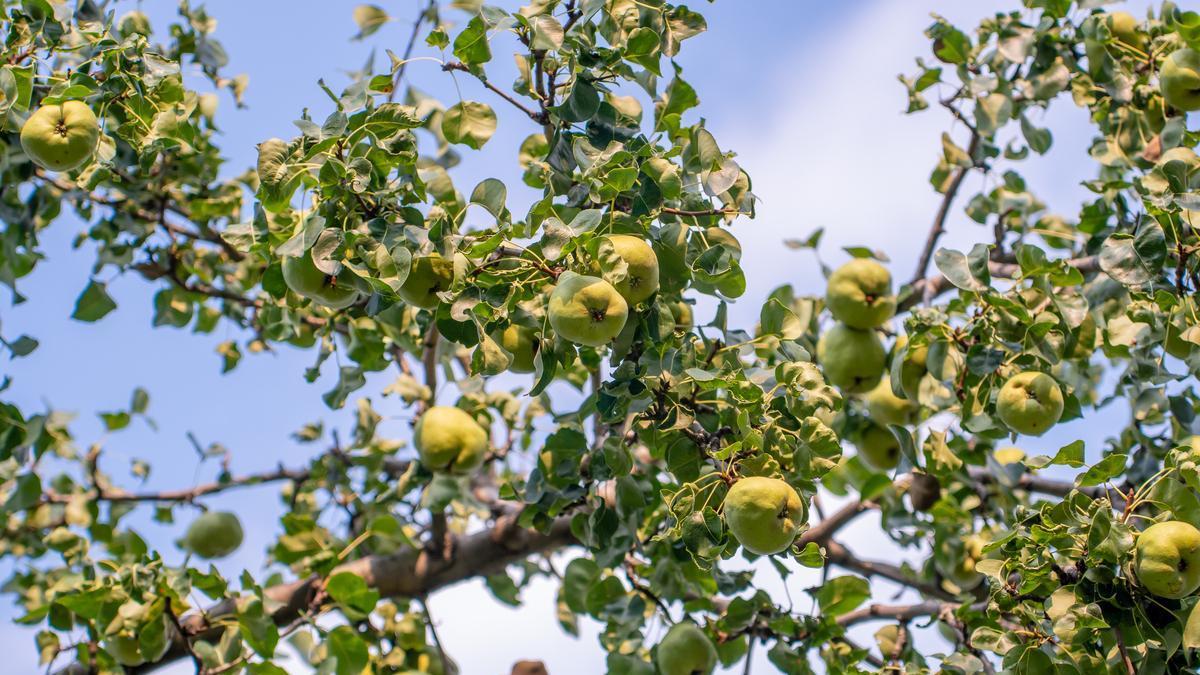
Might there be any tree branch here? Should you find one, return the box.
[442,61,548,125]
[387,0,436,102]
[57,508,577,674]
[824,540,957,601]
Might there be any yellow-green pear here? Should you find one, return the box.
[858,423,901,471]
[414,406,489,474]
[184,511,244,559]
[864,379,917,427]
[817,323,885,393]
[1105,11,1144,50]
[547,272,629,347]
[1135,521,1200,599]
[282,250,362,310]
[1161,49,1200,112]
[993,446,1026,465]
[893,335,930,401]
[825,259,896,329]
[399,255,455,309]
[20,101,100,171]
[996,372,1064,436]
[656,622,717,675]
[875,624,904,659]
[600,234,659,305]
[723,476,806,555]
[492,323,538,373]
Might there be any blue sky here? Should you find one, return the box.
[0,0,1163,672]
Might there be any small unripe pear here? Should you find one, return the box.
[600,234,660,305]
[723,476,805,555]
[996,372,1064,436]
[547,272,629,347]
[184,511,244,559]
[20,101,100,172]
[399,255,455,309]
[1135,521,1200,599]
[656,622,717,675]
[817,323,885,393]
[825,259,896,329]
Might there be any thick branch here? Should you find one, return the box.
[837,601,951,627]
[825,540,956,601]
[58,509,577,674]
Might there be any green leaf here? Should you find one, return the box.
[1077,453,1127,488]
[814,575,870,617]
[352,5,389,40]
[1020,114,1052,154]
[469,178,507,219]
[933,247,989,292]
[237,597,279,658]
[530,14,564,51]
[71,280,117,322]
[442,100,497,149]
[453,16,492,65]
[3,473,40,512]
[1100,225,1165,290]
[325,625,369,675]
[325,572,380,619]
[7,335,38,357]
[1051,440,1085,468]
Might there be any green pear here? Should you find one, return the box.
[875,624,904,659]
[600,234,660,305]
[184,511,244,559]
[817,323,885,393]
[858,423,901,471]
[399,255,455,309]
[723,476,806,555]
[670,301,693,330]
[1161,49,1200,112]
[414,406,489,474]
[864,379,917,427]
[547,272,629,347]
[893,335,929,401]
[825,259,896,329]
[1106,11,1144,50]
[996,372,1064,436]
[20,101,100,171]
[1135,521,1200,599]
[656,622,717,675]
[105,634,150,667]
[935,533,988,591]
[492,323,538,373]
[992,446,1026,465]
[908,471,941,512]
[282,250,362,310]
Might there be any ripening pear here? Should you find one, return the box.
[20,101,100,171]
[817,323,885,393]
[414,406,489,474]
[492,323,538,373]
[723,476,805,555]
[547,272,629,347]
[996,372,1064,436]
[893,335,929,401]
[655,622,717,675]
[864,379,917,427]
[600,234,659,305]
[184,511,244,559]
[1135,521,1200,599]
[670,301,693,330]
[858,423,901,471]
[825,259,896,329]
[1161,49,1200,112]
[282,250,362,310]
[399,255,455,309]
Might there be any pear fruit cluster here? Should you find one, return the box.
[818,260,895,394]
[21,101,101,172]
[996,372,1064,436]
[723,476,805,555]
[655,622,717,675]
[414,406,489,474]
[183,511,244,559]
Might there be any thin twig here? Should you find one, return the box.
[442,61,548,124]
[388,0,436,102]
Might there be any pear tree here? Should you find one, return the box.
[6,1,1200,674]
